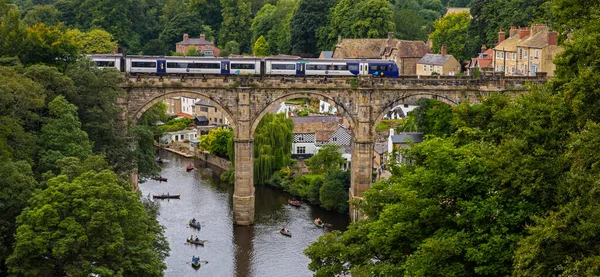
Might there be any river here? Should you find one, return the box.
[139,150,349,277]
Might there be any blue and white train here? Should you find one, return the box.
[88,54,400,77]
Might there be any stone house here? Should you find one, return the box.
[387,129,424,163]
[194,100,229,126]
[332,32,430,75]
[291,116,346,158]
[416,45,461,76]
[493,24,562,76]
[176,34,220,57]
[164,97,181,115]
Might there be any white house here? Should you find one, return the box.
[385,104,418,119]
[159,129,199,144]
[319,100,337,114]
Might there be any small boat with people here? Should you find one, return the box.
[314,218,324,228]
[150,176,167,182]
[156,157,164,164]
[287,199,301,207]
[152,193,180,199]
[280,226,292,237]
[187,235,207,246]
[186,163,195,171]
[189,218,201,229]
[191,255,207,269]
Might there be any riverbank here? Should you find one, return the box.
[162,146,195,158]
[195,150,231,171]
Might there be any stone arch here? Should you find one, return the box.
[250,91,358,138]
[371,92,458,136]
[131,90,237,131]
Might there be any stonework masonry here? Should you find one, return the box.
[121,75,545,225]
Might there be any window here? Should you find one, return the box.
[167,62,187,68]
[188,63,220,69]
[272,64,295,70]
[200,107,208,112]
[231,63,256,69]
[524,50,528,58]
[423,64,427,71]
[298,136,303,141]
[519,49,523,60]
[95,61,115,67]
[512,53,516,60]
[511,67,515,73]
[203,50,213,56]
[369,65,389,71]
[131,61,156,68]
[297,146,306,154]
[348,65,359,71]
[534,50,539,58]
[333,137,337,142]
[429,65,433,71]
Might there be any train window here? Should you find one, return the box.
[188,63,220,69]
[95,61,115,67]
[334,65,348,70]
[167,62,187,68]
[231,63,256,70]
[272,64,295,70]
[369,65,390,71]
[348,65,358,71]
[131,61,156,68]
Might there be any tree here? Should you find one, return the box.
[412,98,454,137]
[199,127,234,158]
[38,96,93,174]
[219,40,240,56]
[393,8,428,41]
[77,29,118,54]
[306,144,346,174]
[0,9,26,59]
[0,159,38,275]
[290,0,335,56]
[429,11,470,64]
[6,170,168,276]
[254,112,294,185]
[350,0,395,39]
[319,169,350,213]
[22,5,62,26]
[253,35,270,56]
[219,0,252,53]
[21,23,80,66]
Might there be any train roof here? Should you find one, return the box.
[123,55,395,63]
[87,54,123,58]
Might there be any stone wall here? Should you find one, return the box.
[195,151,232,171]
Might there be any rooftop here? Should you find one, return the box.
[332,39,387,59]
[292,116,340,124]
[417,54,454,66]
[382,40,431,58]
[195,100,214,107]
[391,133,424,144]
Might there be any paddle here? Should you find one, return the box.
[186,260,209,264]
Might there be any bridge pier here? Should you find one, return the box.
[233,89,255,225]
[350,139,374,222]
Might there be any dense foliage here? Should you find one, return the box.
[199,127,234,158]
[254,112,294,185]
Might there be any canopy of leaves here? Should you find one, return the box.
[253,35,270,56]
[219,0,252,53]
[429,11,471,63]
[254,112,293,185]
[306,144,345,174]
[6,170,168,276]
[199,127,234,158]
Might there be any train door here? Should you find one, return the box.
[296,62,305,75]
[221,61,230,74]
[157,60,166,73]
[359,62,369,76]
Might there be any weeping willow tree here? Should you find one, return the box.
[254,112,294,185]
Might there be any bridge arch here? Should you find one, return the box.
[371,92,459,135]
[250,91,358,138]
[132,90,238,132]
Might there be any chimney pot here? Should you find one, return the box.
[518,27,531,39]
[481,44,487,53]
[388,32,394,40]
[200,34,205,40]
[547,30,558,46]
[441,44,447,56]
[510,26,519,37]
[183,33,189,41]
[337,35,342,45]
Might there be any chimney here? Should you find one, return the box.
[498,28,506,43]
[441,44,447,56]
[481,44,487,53]
[518,27,530,39]
[509,26,518,37]
[200,34,205,40]
[183,33,189,41]
[113,46,118,54]
[548,30,558,46]
[337,35,342,45]
[531,23,548,35]
[388,32,394,40]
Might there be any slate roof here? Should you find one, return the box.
[292,116,339,124]
[316,131,335,142]
[517,31,551,48]
[177,37,213,46]
[374,141,388,154]
[391,133,424,144]
[195,116,209,122]
[319,51,333,59]
[382,40,430,57]
[494,34,522,52]
[195,100,214,107]
[417,54,454,66]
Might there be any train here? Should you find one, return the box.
[88,54,400,77]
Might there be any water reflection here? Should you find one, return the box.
[139,150,349,277]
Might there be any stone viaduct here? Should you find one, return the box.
[121,74,545,225]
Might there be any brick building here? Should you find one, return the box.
[176,34,220,57]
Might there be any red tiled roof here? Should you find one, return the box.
[176,112,195,119]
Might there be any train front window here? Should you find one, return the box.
[131,61,156,68]
[231,63,256,70]
[272,64,295,70]
[95,61,115,67]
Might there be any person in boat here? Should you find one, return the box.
[195,236,199,242]
[167,192,169,196]
[281,226,287,232]
[190,235,194,241]
[316,218,322,224]
[191,218,196,223]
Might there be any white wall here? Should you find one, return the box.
[292,142,317,155]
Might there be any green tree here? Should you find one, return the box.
[306,144,345,174]
[21,23,80,66]
[199,127,234,158]
[393,8,428,41]
[0,9,26,59]
[350,0,395,39]
[319,169,350,213]
[290,0,335,56]
[253,35,270,56]
[254,112,294,185]
[0,159,38,275]
[219,40,240,56]
[6,170,168,276]
[22,5,62,26]
[77,29,118,54]
[413,98,454,137]
[38,96,93,175]
[429,11,470,64]
[219,0,252,53]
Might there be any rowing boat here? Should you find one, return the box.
[152,194,180,199]
[314,219,324,228]
[187,238,206,246]
[287,199,301,207]
[280,229,292,237]
[189,221,201,229]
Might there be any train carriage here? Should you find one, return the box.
[87,54,123,71]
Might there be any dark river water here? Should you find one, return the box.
[139,150,349,277]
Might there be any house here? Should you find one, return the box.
[384,104,418,119]
[180,97,196,115]
[159,129,199,144]
[175,112,195,119]
[164,97,181,115]
[333,32,430,75]
[176,34,220,57]
[291,116,343,158]
[388,129,424,163]
[373,141,388,169]
[319,100,337,114]
[416,45,461,76]
[466,45,494,75]
[493,24,562,76]
[194,100,229,126]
